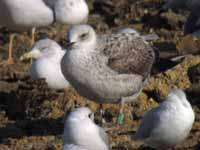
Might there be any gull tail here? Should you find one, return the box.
[141,33,159,41]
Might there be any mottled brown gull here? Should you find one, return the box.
[61,24,155,124]
[0,0,89,65]
[133,89,195,149]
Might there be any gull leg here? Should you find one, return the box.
[1,34,16,65]
[29,28,36,64]
[117,90,142,125]
[62,88,68,108]
[117,100,125,125]
[30,28,36,46]
[7,34,15,64]
[99,104,106,125]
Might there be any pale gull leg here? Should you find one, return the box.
[117,90,142,125]
[117,100,125,125]
[99,104,106,125]
[30,28,36,46]
[7,34,16,64]
[0,34,16,65]
[26,28,36,65]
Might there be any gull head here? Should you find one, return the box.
[67,24,97,50]
[55,0,89,24]
[20,39,61,60]
[63,107,109,150]
[167,88,191,108]
[67,107,94,122]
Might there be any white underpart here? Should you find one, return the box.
[0,0,89,31]
[134,89,195,149]
[63,107,109,150]
[55,0,89,24]
[63,144,89,150]
[29,39,70,89]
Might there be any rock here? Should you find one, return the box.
[177,35,200,54]
[188,63,200,83]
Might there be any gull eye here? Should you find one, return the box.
[69,1,74,6]
[80,33,88,40]
[88,113,93,120]
[41,46,48,50]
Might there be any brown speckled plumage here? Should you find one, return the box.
[100,33,155,78]
[61,25,155,103]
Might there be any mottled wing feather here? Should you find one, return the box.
[99,33,155,78]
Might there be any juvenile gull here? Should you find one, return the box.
[20,39,70,89]
[0,0,89,65]
[61,24,155,124]
[63,107,109,150]
[133,89,195,149]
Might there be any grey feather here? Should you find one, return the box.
[63,144,89,150]
[98,127,109,147]
[133,89,195,149]
[133,106,163,140]
[0,0,88,32]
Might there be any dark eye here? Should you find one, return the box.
[41,46,48,50]
[88,113,93,119]
[69,1,74,6]
[80,33,88,39]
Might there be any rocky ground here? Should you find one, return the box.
[0,0,200,150]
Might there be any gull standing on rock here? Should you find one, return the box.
[63,107,109,150]
[0,0,53,64]
[20,39,70,90]
[133,89,195,149]
[0,0,89,65]
[61,24,155,124]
